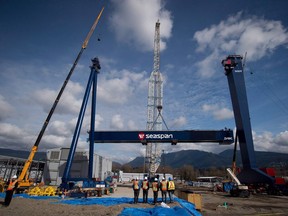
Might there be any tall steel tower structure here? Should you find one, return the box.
[145,21,163,177]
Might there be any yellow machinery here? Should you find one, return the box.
[28,186,57,196]
[0,179,5,193]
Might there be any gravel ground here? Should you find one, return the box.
[1,185,288,216]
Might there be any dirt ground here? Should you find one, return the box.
[1,186,288,216]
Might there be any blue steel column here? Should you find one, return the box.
[224,56,256,169]
[62,58,100,184]
[88,60,100,179]
[222,55,273,184]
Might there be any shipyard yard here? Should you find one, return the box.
[1,185,288,216]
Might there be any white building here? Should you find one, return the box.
[118,171,173,183]
[43,148,112,186]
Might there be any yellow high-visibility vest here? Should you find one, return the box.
[168,181,175,190]
[133,180,139,190]
[142,180,148,190]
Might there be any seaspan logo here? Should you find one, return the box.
[138,132,145,140]
[138,132,173,140]
[224,137,233,140]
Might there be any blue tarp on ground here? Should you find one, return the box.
[58,197,201,216]
[57,196,136,206]
[0,193,201,216]
[119,206,192,216]
[175,197,202,216]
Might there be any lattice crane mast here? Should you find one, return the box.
[145,20,164,177]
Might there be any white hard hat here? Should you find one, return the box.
[144,176,148,180]
[154,178,158,181]
[12,175,17,179]
[162,177,165,180]
[136,177,138,180]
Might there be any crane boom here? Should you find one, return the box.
[17,6,105,187]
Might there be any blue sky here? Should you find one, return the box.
[1,0,288,163]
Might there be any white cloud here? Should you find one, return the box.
[0,123,35,150]
[170,116,187,128]
[110,114,124,129]
[110,0,173,52]
[98,69,147,104]
[47,120,72,137]
[274,131,288,147]
[0,95,14,121]
[0,123,27,139]
[253,131,288,153]
[202,104,234,120]
[193,12,288,77]
[127,120,138,130]
[32,81,84,115]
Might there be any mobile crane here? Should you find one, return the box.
[16,7,104,192]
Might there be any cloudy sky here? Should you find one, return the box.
[1,0,288,164]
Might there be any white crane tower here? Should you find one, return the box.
[145,20,164,177]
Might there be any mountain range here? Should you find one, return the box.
[0,148,46,161]
[0,148,287,169]
[126,149,288,169]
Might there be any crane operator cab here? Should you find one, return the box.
[91,57,101,70]
[221,55,243,74]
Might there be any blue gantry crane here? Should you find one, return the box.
[60,57,234,189]
[61,54,273,189]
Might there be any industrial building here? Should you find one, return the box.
[0,155,45,183]
[43,147,112,186]
[118,171,173,183]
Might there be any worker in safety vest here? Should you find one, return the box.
[3,175,18,207]
[167,177,175,203]
[160,177,168,203]
[152,178,159,204]
[141,176,149,203]
[132,177,140,204]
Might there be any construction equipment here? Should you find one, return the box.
[222,55,274,185]
[28,186,57,196]
[227,168,250,197]
[16,7,104,192]
[61,57,101,189]
[146,20,164,177]
[60,56,234,189]
[0,179,5,193]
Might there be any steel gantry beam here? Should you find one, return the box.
[92,129,234,145]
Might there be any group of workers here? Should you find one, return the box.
[132,176,175,204]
